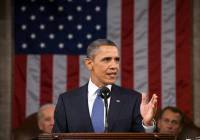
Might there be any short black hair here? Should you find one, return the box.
[86,39,118,59]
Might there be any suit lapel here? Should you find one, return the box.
[108,85,126,131]
[71,84,94,132]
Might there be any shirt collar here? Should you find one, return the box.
[88,78,112,96]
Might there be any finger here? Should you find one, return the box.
[149,94,158,108]
[150,94,158,104]
[153,94,158,100]
[141,93,146,105]
[149,94,154,104]
[153,94,158,105]
[152,94,158,109]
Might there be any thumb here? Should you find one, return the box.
[141,93,146,105]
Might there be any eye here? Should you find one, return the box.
[115,57,120,62]
[44,117,51,122]
[163,118,169,123]
[172,120,179,125]
[102,57,111,62]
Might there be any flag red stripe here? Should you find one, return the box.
[121,0,134,89]
[176,0,191,117]
[40,55,53,106]
[67,55,79,91]
[148,0,162,108]
[12,55,27,129]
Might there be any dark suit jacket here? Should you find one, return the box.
[52,84,144,133]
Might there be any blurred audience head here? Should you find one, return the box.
[37,104,55,133]
[157,106,184,137]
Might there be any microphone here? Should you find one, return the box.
[100,87,111,99]
[100,87,111,133]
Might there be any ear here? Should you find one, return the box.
[38,121,42,130]
[157,119,161,129]
[178,125,183,133]
[85,58,93,71]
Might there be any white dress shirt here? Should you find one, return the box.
[87,79,155,133]
[88,78,111,118]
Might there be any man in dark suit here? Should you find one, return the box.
[38,104,55,134]
[52,39,158,133]
[157,106,184,139]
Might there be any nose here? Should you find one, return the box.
[166,122,174,129]
[110,59,119,69]
[50,118,54,125]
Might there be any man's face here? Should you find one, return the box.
[38,107,55,133]
[85,45,120,88]
[158,109,183,136]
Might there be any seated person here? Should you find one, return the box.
[37,104,55,134]
[13,104,55,140]
[157,106,184,139]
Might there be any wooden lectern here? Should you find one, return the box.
[37,133,175,140]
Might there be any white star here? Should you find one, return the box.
[22,43,27,49]
[96,25,101,30]
[67,0,72,2]
[77,24,82,30]
[49,15,54,21]
[49,33,55,39]
[21,24,27,30]
[49,0,54,2]
[30,15,36,21]
[77,43,83,49]
[40,42,45,48]
[58,25,64,30]
[77,6,82,12]
[95,6,101,12]
[86,0,91,2]
[39,6,45,12]
[68,34,73,39]
[40,24,45,30]
[21,6,26,12]
[86,15,92,21]
[67,15,73,21]
[58,43,64,49]
[30,33,36,39]
[58,6,64,12]
[86,34,92,39]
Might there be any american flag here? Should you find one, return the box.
[13,0,191,129]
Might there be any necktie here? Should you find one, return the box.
[91,89,104,132]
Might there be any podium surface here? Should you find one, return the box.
[38,133,175,140]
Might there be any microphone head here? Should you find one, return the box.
[100,87,111,99]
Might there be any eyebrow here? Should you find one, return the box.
[101,57,120,61]
[101,57,111,61]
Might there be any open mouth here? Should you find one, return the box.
[107,72,117,78]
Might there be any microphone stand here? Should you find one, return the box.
[104,98,109,133]
[100,87,110,133]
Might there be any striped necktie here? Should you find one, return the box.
[91,88,104,132]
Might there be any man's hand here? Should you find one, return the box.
[140,93,158,126]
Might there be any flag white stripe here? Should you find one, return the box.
[79,55,90,86]
[134,0,149,96]
[161,0,176,108]
[26,55,40,116]
[53,55,67,105]
[107,0,121,86]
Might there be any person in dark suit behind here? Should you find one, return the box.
[38,104,55,134]
[52,39,158,133]
[157,106,184,139]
